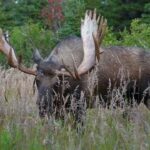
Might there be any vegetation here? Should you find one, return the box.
[0,0,150,65]
[103,19,150,48]
[0,68,150,150]
[0,0,150,149]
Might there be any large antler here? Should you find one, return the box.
[77,9,107,75]
[60,9,107,79]
[0,29,36,75]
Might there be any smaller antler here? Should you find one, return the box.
[0,28,36,76]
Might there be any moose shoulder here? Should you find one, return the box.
[0,10,150,122]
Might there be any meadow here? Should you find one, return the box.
[0,67,150,150]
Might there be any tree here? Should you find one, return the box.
[84,0,150,31]
[141,2,150,24]
[0,0,47,30]
[41,0,64,31]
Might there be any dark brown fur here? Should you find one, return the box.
[33,36,150,120]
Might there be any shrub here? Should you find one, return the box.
[103,28,120,46]
[121,19,150,49]
[103,19,150,49]
[0,23,57,66]
[57,0,86,38]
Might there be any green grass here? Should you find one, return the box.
[0,68,150,150]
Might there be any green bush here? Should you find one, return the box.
[103,28,120,46]
[142,3,150,24]
[0,23,57,66]
[103,19,150,49]
[121,19,150,49]
[58,0,86,38]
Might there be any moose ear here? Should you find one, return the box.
[33,49,43,64]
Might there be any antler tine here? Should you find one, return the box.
[71,54,80,80]
[18,54,36,75]
[99,17,107,45]
[8,48,18,68]
[93,8,97,20]
[9,49,36,75]
[89,10,92,18]
[93,33,100,61]
[93,14,107,62]
[59,55,80,80]
[97,15,100,24]
[18,64,37,75]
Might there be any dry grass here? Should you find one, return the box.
[0,67,150,150]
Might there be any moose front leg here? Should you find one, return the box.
[71,86,87,128]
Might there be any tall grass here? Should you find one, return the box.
[0,67,150,150]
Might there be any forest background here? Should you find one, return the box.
[0,0,150,65]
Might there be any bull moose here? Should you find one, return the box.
[0,10,150,123]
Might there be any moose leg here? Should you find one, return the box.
[145,99,150,110]
[144,97,150,110]
[143,87,150,110]
[71,86,86,128]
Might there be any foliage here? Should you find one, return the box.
[0,1,150,149]
[41,0,64,31]
[57,0,86,38]
[0,0,149,32]
[84,0,150,31]
[120,19,150,49]
[0,0,47,30]
[103,0,150,31]
[103,28,120,46]
[103,19,150,50]
[0,23,57,66]
[141,2,150,24]
[40,0,85,41]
